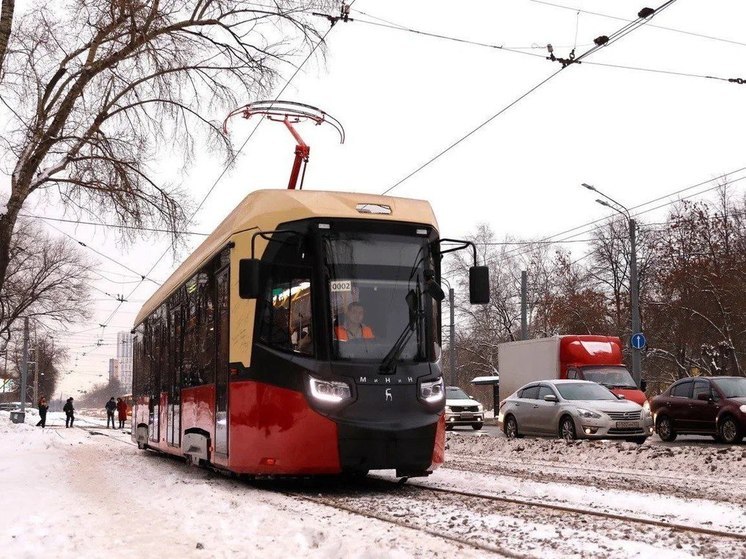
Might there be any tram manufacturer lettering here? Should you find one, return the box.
[357,376,415,384]
[385,388,393,402]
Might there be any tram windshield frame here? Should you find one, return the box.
[321,227,441,364]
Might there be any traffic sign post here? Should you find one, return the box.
[631,333,647,351]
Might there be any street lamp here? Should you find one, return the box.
[582,183,643,388]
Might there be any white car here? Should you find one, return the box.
[445,386,485,430]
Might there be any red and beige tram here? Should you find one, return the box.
[131,189,488,477]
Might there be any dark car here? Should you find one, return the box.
[650,376,746,444]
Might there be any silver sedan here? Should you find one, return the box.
[497,380,654,443]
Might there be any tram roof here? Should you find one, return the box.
[134,189,437,327]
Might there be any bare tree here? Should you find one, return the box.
[0,0,14,77]
[0,217,92,345]
[0,0,332,294]
[646,186,746,383]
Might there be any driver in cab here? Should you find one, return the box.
[335,301,375,341]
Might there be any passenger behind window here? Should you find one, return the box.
[269,306,292,349]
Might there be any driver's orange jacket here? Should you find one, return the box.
[335,325,375,341]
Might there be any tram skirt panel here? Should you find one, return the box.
[229,380,340,475]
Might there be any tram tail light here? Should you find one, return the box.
[309,376,352,404]
[419,377,444,404]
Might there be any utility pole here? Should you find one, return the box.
[628,219,641,385]
[582,183,643,387]
[520,271,528,340]
[33,322,39,406]
[20,317,29,420]
[449,287,456,386]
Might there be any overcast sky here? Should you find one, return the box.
[4,0,746,394]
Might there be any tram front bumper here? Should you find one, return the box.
[336,422,438,476]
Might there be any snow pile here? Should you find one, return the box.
[446,432,746,478]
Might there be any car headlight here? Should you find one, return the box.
[576,408,602,419]
[308,376,352,404]
[740,405,746,414]
[445,405,452,412]
[419,377,444,403]
[477,404,484,412]
[643,400,651,412]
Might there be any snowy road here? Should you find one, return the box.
[2,412,745,558]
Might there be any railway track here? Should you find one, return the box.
[82,428,746,557]
[284,475,746,558]
[444,453,746,504]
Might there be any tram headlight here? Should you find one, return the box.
[308,376,352,404]
[419,377,444,404]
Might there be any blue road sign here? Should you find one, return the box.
[631,333,647,350]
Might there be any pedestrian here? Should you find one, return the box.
[63,397,75,428]
[105,397,117,428]
[116,397,128,429]
[36,395,49,428]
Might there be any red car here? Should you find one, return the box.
[650,376,746,444]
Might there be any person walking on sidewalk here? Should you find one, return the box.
[116,397,128,429]
[105,397,117,428]
[36,395,49,428]
[63,397,75,428]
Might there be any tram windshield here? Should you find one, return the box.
[323,231,440,362]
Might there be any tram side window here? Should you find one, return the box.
[158,305,170,394]
[198,272,216,384]
[182,275,200,386]
[144,319,156,396]
[133,325,146,397]
[258,267,313,355]
[169,299,182,396]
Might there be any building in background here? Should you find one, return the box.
[108,358,120,385]
[117,331,134,390]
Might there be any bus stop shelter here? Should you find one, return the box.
[470,375,500,413]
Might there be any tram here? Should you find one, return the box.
[131,189,488,477]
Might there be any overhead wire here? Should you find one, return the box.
[351,8,743,86]
[484,170,746,267]
[40,220,162,285]
[23,213,210,236]
[528,0,746,50]
[380,0,680,196]
[495,165,746,261]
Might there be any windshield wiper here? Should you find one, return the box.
[379,290,419,374]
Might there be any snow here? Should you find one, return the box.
[0,412,484,559]
[2,411,745,558]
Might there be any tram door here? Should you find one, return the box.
[214,266,230,456]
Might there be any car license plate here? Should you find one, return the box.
[616,421,639,428]
[461,413,474,419]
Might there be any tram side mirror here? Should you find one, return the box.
[239,258,262,299]
[640,379,648,392]
[469,266,490,304]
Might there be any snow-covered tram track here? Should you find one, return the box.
[387,475,746,540]
[285,475,745,558]
[444,454,746,504]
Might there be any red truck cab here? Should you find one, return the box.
[560,335,647,406]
